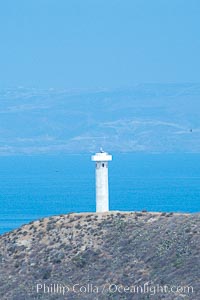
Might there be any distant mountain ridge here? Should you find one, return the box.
[0,83,199,155]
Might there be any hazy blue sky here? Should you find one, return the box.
[0,0,200,89]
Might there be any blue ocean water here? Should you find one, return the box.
[0,154,200,235]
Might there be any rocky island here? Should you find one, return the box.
[0,211,199,299]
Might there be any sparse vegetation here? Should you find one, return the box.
[0,212,199,299]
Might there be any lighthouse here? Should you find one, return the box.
[91,149,112,212]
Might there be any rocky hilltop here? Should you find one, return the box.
[0,211,199,299]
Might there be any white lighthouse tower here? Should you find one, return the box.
[91,149,112,212]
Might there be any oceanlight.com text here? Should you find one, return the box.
[36,282,194,296]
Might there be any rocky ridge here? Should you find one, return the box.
[0,211,199,299]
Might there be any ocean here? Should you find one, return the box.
[0,153,200,234]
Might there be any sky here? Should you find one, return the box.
[0,0,200,89]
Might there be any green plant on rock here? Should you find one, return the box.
[72,254,87,268]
